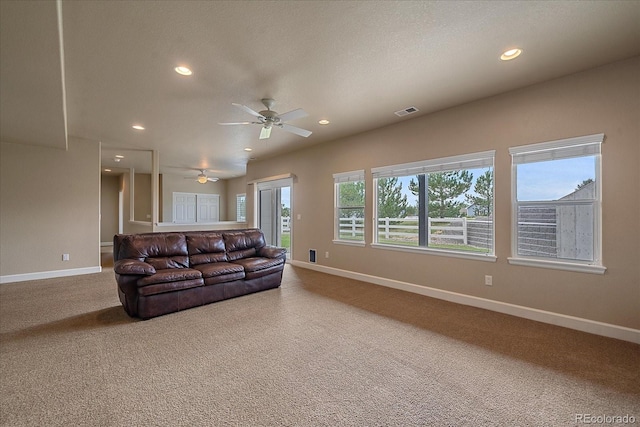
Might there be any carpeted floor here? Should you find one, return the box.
[1,265,638,426]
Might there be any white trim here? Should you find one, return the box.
[333,240,366,247]
[290,261,639,344]
[509,133,603,157]
[248,173,294,186]
[333,169,365,182]
[371,242,497,262]
[507,257,606,274]
[56,0,69,150]
[510,134,604,269]
[372,150,495,178]
[100,241,113,247]
[0,266,102,284]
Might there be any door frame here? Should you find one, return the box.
[254,175,293,260]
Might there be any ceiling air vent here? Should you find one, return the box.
[394,106,419,117]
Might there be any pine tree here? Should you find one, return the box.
[409,171,473,218]
[337,181,365,218]
[465,170,493,217]
[377,177,408,219]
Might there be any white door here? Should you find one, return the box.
[173,192,196,223]
[197,194,219,223]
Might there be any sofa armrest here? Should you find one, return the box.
[114,259,156,276]
[257,246,287,260]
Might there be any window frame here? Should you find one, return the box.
[333,170,366,246]
[236,193,246,222]
[371,151,496,262]
[508,133,606,274]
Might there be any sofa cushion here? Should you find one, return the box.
[116,233,189,269]
[137,268,203,287]
[187,233,229,265]
[138,278,204,297]
[232,257,284,273]
[194,262,245,285]
[224,229,265,261]
[146,256,189,270]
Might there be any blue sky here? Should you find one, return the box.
[395,157,595,205]
[516,157,595,201]
[281,157,595,209]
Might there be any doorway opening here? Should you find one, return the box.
[257,178,292,258]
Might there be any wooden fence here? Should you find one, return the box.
[330,217,492,248]
[282,216,492,249]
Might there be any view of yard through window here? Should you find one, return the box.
[372,168,494,253]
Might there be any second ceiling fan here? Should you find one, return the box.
[219,98,312,140]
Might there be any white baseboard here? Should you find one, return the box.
[290,260,640,344]
[0,266,102,284]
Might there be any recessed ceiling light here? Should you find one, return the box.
[318,119,330,125]
[132,125,145,130]
[175,66,192,76]
[501,48,522,61]
[244,147,253,152]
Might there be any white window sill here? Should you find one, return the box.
[333,239,366,247]
[371,243,497,262]
[507,257,606,274]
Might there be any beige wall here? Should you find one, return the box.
[246,57,640,329]
[0,138,100,276]
[100,174,120,243]
[226,176,249,223]
[133,173,152,222]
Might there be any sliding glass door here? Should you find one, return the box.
[257,178,292,257]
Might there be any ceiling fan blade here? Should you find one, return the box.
[218,121,252,125]
[259,127,272,140]
[277,108,308,122]
[207,177,219,182]
[232,103,264,118]
[281,123,312,138]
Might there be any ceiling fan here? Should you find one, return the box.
[184,169,219,184]
[219,98,312,140]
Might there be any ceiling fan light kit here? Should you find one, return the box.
[219,98,312,140]
[185,169,218,184]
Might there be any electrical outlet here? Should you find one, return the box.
[62,253,70,261]
[325,251,329,259]
[485,275,492,286]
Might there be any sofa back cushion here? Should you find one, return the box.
[223,229,266,261]
[115,233,189,269]
[186,232,229,265]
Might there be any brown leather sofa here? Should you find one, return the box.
[113,229,286,319]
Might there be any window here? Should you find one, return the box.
[509,133,605,274]
[333,170,365,244]
[236,194,246,222]
[372,151,495,260]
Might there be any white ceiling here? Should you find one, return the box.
[2,0,639,178]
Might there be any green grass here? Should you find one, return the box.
[377,238,490,253]
[280,232,290,249]
[282,231,489,254]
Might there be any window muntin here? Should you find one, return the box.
[334,170,365,243]
[510,134,603,269]
[372,151,495,257]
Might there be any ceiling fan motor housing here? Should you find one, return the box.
[259,110,280,128]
